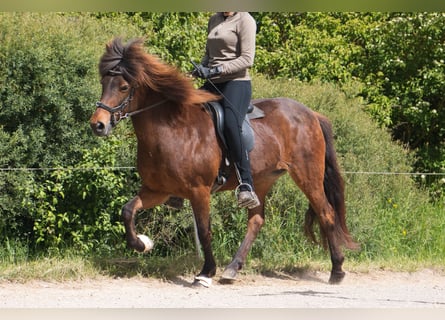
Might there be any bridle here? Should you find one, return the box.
[95,69,167,127]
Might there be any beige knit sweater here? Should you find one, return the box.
[200,12,256,83]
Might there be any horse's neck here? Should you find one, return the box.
[131,103,211,145]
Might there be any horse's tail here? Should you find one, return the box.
[304,113,360,251]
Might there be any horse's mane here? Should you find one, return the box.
[99,37,218,107]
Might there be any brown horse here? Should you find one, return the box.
[90,37,359,286]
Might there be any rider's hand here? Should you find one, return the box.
[192,64,222,79]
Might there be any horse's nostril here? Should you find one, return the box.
[95,122,105,132]
[91,121,108,136]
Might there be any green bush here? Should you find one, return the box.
[253,12,365,83]
[20,137,139,255]
[252,12,445,193]
[0,12,141,250]
[360,13,445,195]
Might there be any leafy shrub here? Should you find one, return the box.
[20,137,138,255]
[252,12,445,193]
[0,12,140,249]
[253,12,365,83]
[360,13,445,194]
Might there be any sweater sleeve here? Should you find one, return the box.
[221,14,256,75]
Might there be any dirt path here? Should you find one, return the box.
[1,269,444,308]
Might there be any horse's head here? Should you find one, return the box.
[90,37,220,137]
[90,68,135,136]
[90,37,142,137]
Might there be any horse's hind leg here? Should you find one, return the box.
[305,203,346,284]
[289,166,346,284]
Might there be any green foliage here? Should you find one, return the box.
[0,12,141,251]
[252,12,445,193]
[360,13,445,192]
[94,12,211,71]
[20,137,137,255]
[253,12,366,83]
[140,12,212,70]
[1,13,96,167]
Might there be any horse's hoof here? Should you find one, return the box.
[220,267,237,282]
[193,275,212,288]
[136,234,154,253]
[328,271,345,284]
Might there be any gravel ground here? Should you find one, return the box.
[1,268,444,308]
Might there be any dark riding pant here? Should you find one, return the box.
[202,80,254,190]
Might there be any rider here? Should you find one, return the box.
[193,12,260,209]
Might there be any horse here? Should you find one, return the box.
[90,37,359,286]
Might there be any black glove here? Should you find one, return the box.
[192,64,222,79]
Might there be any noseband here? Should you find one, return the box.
[95,89,135,127]
[95,69,166,127]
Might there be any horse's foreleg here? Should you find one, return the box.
[122,186,168,253]
[189,190,216,284]
[221,199,265,282]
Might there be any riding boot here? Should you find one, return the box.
[237,183,260,209]
[234,158,260,209]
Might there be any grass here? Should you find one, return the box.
[1,245,444,283]
[0,254,99,283]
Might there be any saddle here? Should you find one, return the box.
[204,101,265,193]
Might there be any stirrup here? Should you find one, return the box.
[235,183,260,209]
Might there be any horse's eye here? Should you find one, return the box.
[121,85,130,92]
